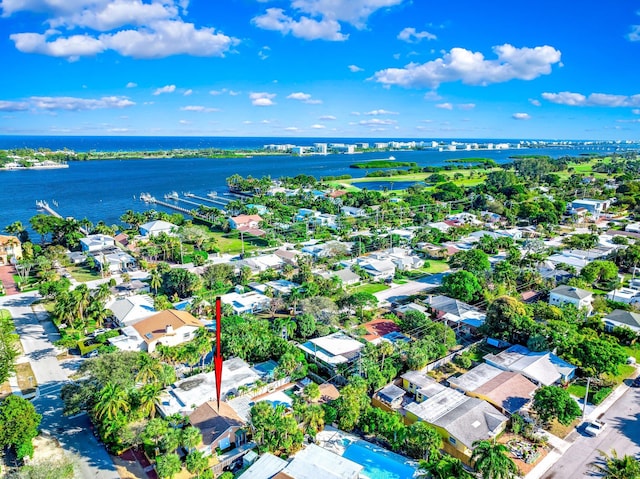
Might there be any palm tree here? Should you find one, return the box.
[471,440,519,479]
[150,268,163,294]
[180,426,203,452]
[185,450,209,478]
[93,382,130,421]
[590,449,640,479]
[419,454,474,479]
[138,383,161,418]
[136,353,164,385]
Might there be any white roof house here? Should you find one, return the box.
[358,258,396,280]
[80,234,115,252]
[220,291,271,315]
[484,344,576,386]
[279,444,362,479]
[92,249,136,274]
[106,294,156,327]
[606,287,640,304]
[298,332,364,371]
[238,453,288,479]
[139,220,177,237]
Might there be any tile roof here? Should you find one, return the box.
[132,309,202,343]
[189,401,244,446]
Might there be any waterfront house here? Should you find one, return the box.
[0,235,21,264]
[484,344,576,386]
[603,309,640,334]
[139,220,177,237]
[549,285,593,314]
[132,309,203,353]
[229,214,263,230]
[79,234,115,252]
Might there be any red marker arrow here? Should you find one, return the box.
[214,296,223,411]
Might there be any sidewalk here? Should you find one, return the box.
[524,366,638,479]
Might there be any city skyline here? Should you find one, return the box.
[1,0,640,139]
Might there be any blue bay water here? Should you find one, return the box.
[0,136,619,230]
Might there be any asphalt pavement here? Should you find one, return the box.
[0,291,119,479]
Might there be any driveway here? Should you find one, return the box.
[375,272,450,304]
[541,381,640,479]
[0,292,119,479]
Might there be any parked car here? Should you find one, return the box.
[632,376,640,388]
[585,420,607,437]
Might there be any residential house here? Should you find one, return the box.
[395,302,429,317]
[239,453,288,479]
[221,291,271,315]
[277,443,362,479]
[132,309,203,353]
[370,248,424,271]
[448,363,538,415]
[274,248,300,266]
[484,344,576,386]
[426,295,486,330]
[139,220,176,237]
[405,391,508,464]
[568,199,611,217]
[357,258,396,281]
[605,287,640,304]
[188,401,249,455]
[79,234,115,252]
[240,254,285,273]
[91,249,136,274]
[341,206,367,217]
[302,241,352,259]
[603,309,640,334]
[106,294,156,326]
[400,370,447,403]
[330,268,361,287]
[158,357,263,417]
[298,332,364,374]
[360,318,401,345]
[245,204,269,215]
[229,214,263,230]
[373,383,407,410]
[0,235,21,264]
[549,285,593,314]
[249,279,299,297]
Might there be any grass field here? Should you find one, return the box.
[422,260,450,274]
[210,231,268,255]
[352,283,390,294]
[67,265,101,282]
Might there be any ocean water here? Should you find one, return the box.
[0,136,621,231]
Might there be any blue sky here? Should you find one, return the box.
[1,0,639,139]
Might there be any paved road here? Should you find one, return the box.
[542,383,640,479]
[1,292,119,479]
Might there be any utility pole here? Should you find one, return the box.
[582,377,591,420]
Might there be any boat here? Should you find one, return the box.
[139,193,153,202]
[164,191,179,200]
[207,191,218,198]
[388,155,396,160]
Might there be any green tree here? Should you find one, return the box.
[481,296,537,344]
[0,395,42,460]
[450,248,491,276]
[471,440,519,479]
[163,268,202,298]
[581,260,619,285]
[185,450,209,478]
[441,271,482,302]
[335,376,370,431]
[181,426,203,451]
[590,449,640,479]
[532,385,581,426]
[155,453,182,479]
[0,315,19,385]
[93,383,130,422]
[419,454,474,479]
[302,382,321,402]
[404,421,442,460]
[296,313,317,339]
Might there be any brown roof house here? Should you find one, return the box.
[188,401,249,456]
[132,309,203,353]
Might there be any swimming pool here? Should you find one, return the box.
[342,442,416,479]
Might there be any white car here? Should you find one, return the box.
[585,420,607,437]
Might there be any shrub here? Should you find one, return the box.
[592,387,612,405]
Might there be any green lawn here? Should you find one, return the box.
[603,363,636,384]
[0,309,10,321]
[624,344,640,363]
[67,265,101,282]
[209,231,268,255]
[353,283,390,294]
[422,260,450,274]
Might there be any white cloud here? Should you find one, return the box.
[529,98,541,106]
[311,124,326,129]
[359,118,397,126]
[11,32,105,59]
[348,64,364,72]
[512,112,531,120]
[179,119,191,125]
[287,92,322,104]
[319,115,337,120]
[183,89,193,96]
[458,103,476,110]
[628,25,640,42]
[180,105,219,112]
[633,109,640,115]
[542,91,640,107]
[258,45,270,60]
[436,102,453,110]
[252,8,346,41]
[373,44,562,89]
[365,109,398,115]
[423,91,442,101]
[27,95,134,111]
[0,100,30,111]
[210,88,238,95]
[250,92,276,106]
[153,85,176,95]
[397,27,436,43]
[126,81,137,88]
[284,126,299,131]
[290,0,404,28]
[48,0,178,32]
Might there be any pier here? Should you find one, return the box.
[36,200,89,234]
[139,194,216,222]
[184,192,230,207]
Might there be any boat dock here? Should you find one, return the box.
[139,193,217,222]
[184,192,230,206]
[36,200,89,234]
